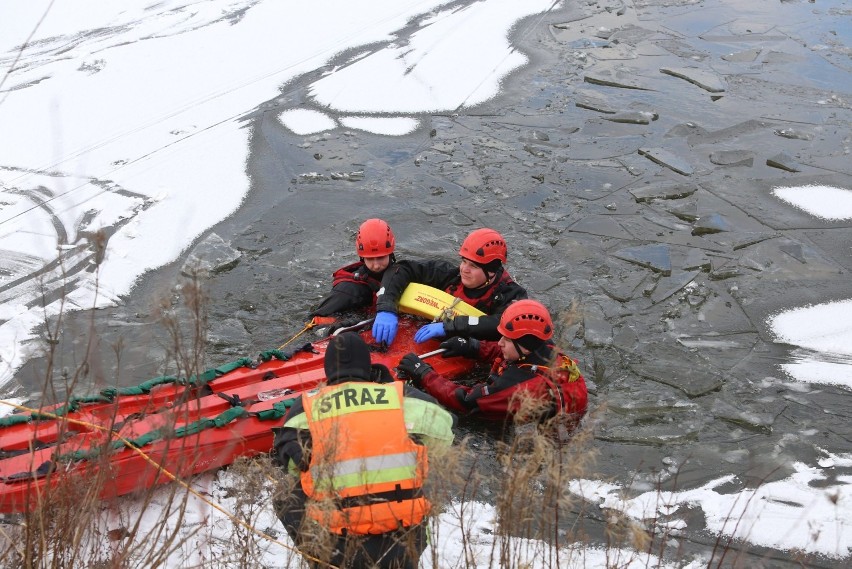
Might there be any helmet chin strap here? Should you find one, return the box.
[511,339,529,360]
[472,271,496,289]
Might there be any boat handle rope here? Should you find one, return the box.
[434,296,462,323]
[0,399,339,568]
[277,318,319,351]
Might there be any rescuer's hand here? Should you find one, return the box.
[439,336,480,359]
[372,311,398,345]
[414,322,446,343]
[397,353,433,388]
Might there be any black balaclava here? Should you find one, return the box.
[324,332,372,384]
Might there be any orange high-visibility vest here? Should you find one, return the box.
[301,381,429,535]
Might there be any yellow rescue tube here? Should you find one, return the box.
[398,283,485,320]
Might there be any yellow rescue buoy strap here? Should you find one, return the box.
[277,318,319,350]
[434,296,463,323]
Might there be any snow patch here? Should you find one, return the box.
[279,108,337,135]
[772,185,852,220]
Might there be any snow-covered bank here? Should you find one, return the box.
[84,468,704,568]
[571,453,852,559]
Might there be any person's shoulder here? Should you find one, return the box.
[528,344,556,367]
[498,278,527,298]
[497,269,522,286]
[394,258,436,271]
[402,383,441,405]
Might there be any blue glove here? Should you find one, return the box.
[372,311,399,345]
[414,322,446,344]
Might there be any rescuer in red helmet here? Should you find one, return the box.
[396,299,587,422]
[310,218,398,318]
[371,227,527,345]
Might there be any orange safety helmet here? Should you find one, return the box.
[497,299,553,341]
[356,219,395,258]
[459,228,507,265]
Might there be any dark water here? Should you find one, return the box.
[13,0,852,565]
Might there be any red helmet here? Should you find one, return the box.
[497,300,553,341]
[356,219,395,258]
[459,228,507,264]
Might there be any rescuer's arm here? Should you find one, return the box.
[402,386,456,451]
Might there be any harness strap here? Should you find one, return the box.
[541,375,566,413]
[337,486,424,509]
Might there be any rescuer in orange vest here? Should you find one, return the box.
[273,332,455,568]
[397,300,588,424]
[371,227,528,345]
[310,218,398,319]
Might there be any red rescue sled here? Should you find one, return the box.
[0,286,482,514]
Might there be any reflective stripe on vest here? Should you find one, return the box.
[309,451,419,492]
[301,381,428,534]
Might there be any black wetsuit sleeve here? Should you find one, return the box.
[489,281,528,315]
[375,259,458,314]
[271,399,311,470]
[444,282,529,340]
[446,314,501,341]
[309,281,374,317]
[272,425,311,471]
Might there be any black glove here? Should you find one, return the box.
[443,316,471,336]
[397,353,433,387]
[370,363,394,384]
[326,316,363,337]
[440,336,480,359]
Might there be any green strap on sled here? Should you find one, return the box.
[185,358,255,385]
[0,414,31,427]
[53,398,298,464]
[258,349,291,362]
[100,375,180,398]
[57,406,252,462]
[252,400,295,421]
[0,401,87,426]
[1,356,261,427]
